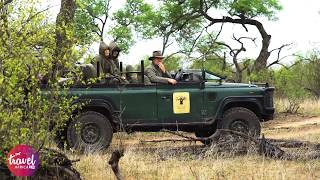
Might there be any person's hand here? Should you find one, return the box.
[168,78,177,85]
[158,62,166,73]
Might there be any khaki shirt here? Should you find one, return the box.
[145,63,172,84]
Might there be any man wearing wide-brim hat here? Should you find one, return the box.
[145,51,177,85]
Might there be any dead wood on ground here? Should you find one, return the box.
[108,149,125,180]
[141,129,320,160]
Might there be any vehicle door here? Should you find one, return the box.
[121,84,158,124]
[157,82,204,124]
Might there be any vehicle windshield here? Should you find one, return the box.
[205,71,221,81]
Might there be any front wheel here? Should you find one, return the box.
[67,111,113,153]
[218,107,261,137]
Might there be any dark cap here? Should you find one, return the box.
[149,50,164,60]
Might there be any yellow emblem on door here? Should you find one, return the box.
[173,92,190,114]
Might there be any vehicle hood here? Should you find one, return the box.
[205,82,258,88]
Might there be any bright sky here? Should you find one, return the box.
[47,0,320,66]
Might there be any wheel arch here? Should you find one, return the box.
[55,99,117,148]
[70,99,117,126]
[217,97,263,121]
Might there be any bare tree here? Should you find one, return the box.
[198,0,272,73]
[216,35,256,82]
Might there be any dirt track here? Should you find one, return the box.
[263,115,320,140]
[272,116,320,129]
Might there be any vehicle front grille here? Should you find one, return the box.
[264,89,274,107]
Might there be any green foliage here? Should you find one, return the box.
[110,0,155,52]
[0,0,79,162]
[272,65,306,113]
[74,0,109,45]
[163,55,182,72]
[274,67,306,99]
[219,0,282,19]
[190,55,233,78]
[273,52,320,100]
[109,24,134,53]
[302,53,320,96]
[248,68,275,84]
[112,0,205,53]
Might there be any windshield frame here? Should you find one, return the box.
[203,70,225,81]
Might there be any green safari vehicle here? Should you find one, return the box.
[56,62,275,151]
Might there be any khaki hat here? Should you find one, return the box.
[149,50,164,60]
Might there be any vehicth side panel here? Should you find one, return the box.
[204,84,264,120]
[157,83,203,123]
[121,86,157,124]
[69,87,121,114]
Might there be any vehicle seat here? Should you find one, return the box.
[78,64,97,80]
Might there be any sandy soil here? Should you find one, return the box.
[273,116,320,129]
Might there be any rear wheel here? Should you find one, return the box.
[218,107,261,137]
[67,111,113,153]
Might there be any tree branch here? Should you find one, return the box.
[85,8,104,24]
[199,0,271,72]
[100,0,111,41]
[18,6,55,35]
[267,43,293,68]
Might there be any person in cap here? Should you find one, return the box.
[145,51,177,85]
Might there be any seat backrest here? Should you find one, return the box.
[79,64,97,80]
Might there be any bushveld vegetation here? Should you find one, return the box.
[1,0,320,179]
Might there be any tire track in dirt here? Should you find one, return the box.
[274,117,320,129]
[263,116,320,139]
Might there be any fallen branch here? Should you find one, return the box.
[142,129,320,160]
[268,138,320,149]
[162,129,200,141]
[144,129,285,158]
[142,138,198,143]
[109,149,124,180]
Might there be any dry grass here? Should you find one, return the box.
[74,130,320,179]
[300,99,320,116]
[275,98,320,116]
[74,151,320,180]
[71,99,320,179]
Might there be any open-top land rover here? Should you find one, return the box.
[55,63,275,151]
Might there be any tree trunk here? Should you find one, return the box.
[252,28,271,73]
[53,0,76,78]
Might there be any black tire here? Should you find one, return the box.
[67,111,113,153]
[218,107,261,137]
